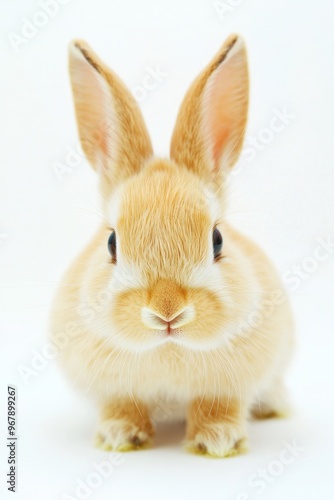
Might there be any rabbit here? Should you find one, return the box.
[50,34,294,458]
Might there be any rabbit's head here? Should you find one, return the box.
[69,36,249,352]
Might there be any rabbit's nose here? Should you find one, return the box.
[141,305,195,332]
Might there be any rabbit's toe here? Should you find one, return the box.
[94,418,154,452]
[186,423,248,458]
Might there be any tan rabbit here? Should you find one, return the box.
[50,35,294,457]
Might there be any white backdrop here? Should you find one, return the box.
[1,0,334,499]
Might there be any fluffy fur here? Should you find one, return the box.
[50,35,294,457]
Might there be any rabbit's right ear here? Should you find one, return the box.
[69,40,153,196]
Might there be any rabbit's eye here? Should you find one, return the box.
[108,231,117,263]
[213,228,223,260]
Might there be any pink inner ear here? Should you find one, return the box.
[71,45,116,168]
[84,70,115,163]
[203,53,245,171]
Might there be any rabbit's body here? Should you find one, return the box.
[51,36,294,457]
[52,212,292,406]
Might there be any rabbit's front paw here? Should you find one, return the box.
[94,400,154,452]
[186,422,248,458]
[94,418,154,452]
[186,397,248,458]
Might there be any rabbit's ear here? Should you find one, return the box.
[69,40,153,194]
[170,35,248,187]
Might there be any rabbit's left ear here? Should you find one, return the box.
[170,35,249,186]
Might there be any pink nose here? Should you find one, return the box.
[157,319,173,334]
[141,305,195,332]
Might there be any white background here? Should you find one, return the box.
[1,0,334,499]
